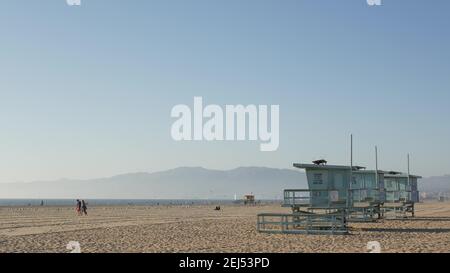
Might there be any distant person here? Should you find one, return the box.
[81,200,88,216]
[76,199,82,216]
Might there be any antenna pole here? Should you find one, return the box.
[407,153,411,185]
[375,146,379,185]
[375,145,381,219]
[407,153,414,217]
[348,134,353,209]
[350,134,353,171]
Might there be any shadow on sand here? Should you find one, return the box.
[384,216,450,222]
[361,227,450,233]
[360,216,450,233]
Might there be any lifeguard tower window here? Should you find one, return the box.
[313,173,323,184]
[351,176,358,186]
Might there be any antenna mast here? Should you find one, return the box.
[407,153,411,185]
[348,134,353,209]
[375,146,379,185]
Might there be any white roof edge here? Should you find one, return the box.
[293,163,421,178]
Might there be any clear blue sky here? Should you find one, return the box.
[1,0,449,182]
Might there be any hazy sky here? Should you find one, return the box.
[1,0,449,182]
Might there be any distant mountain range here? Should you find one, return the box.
[418,175,450,193]
[0,167,448,199]
[0,167,307,199]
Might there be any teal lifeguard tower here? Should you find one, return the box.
[286,161,386,222]
[257,138,421,234]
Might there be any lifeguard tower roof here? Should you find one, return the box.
[384,172,422,179]
[293,163,366,171]
[293,163,422,178]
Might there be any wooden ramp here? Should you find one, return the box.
[257,211,348,235]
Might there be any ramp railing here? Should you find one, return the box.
[257,211,348,234]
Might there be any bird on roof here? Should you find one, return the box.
[312,159,327,165]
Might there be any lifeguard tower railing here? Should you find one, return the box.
[283,189,347,211]
[257,210,348,234]
[282,187,382,222]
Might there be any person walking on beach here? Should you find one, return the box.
[81,200,88,216]
[76,199,82,216]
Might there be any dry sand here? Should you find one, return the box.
[0,202,449,253]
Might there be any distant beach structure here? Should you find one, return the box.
[438,192,449,202]
[243,194,256,205]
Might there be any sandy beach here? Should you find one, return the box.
[0,202,449,253]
